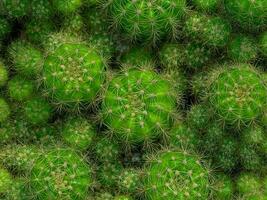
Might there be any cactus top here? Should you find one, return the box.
[103,0,187,43]
[101,68,177,144]
[43,43,106,108]
[208,64,267,126]
[143,149,210,200]
[29,148,92,200]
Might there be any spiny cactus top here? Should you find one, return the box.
[29,148,92,200]
[101,67,177,144]
[42,43,106,109]
[192,0,220,13]
[101,0,187,43]
[2,0,30,18]
[224,0,267,32]
[207,64,267,126]
[0,167,12,194]
[52,0,82,14]
[143,149,211,200]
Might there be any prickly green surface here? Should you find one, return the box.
[30,0,53,19]
[0,17,11,40]
[42,43,106,109]
[259,31,267,57]
[117,168,140,194]
[143,149,211,200]
[213,174,234,200]
[2,0,30,18]
[0,98,10,123]
[192,0,220,12]
[101,68,177,144]
[236,173,262,197]
[0,61,8,87]
[0,167,12,194]
[52,0,82,14]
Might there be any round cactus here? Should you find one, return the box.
[61,117,95,151]
[191,70,209,100]
[23,96,53,125]
[227,35,258,62]
[2,0,30,18]
[236,173,262,197]
[101,67,177,144]
[4,178,28,200]
[207,64,267,126]
[7,76,34,102]
[213,174,234,200]
[117,168,140,194]
[94,137,120,163]
[42,43,106,109]
[101,0,187,43]
[52,0,82,14]
[158,43,184,70]
[0,16,11,40]
[0,98,10,123]
[120,47,154,67]
[84,9,109,35]
[239,143,262,171]
[29,147,92,200]
[63,13,84,33]
[224,0,267,32]
[25,19,55,45]
[184,13,231,48]
[0,61,8,87]
[0,167,13,194]
[184,42,212,70]
[192,0,220,13]
[30,0,53,19]
[242,125,265,145]
[259,31,267,57]
[8,40,43,77]
[142,149,211,200]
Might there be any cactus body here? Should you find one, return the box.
[0,61,8,87]
[2,0,30,18]
[0,98,10,123]
[52,0,82,14]
[0,16,11,40]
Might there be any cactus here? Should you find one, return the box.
[224,0,267,32]
[184,12,231,48]
[239,143,262,171]
[142,149,211,200]
[30,0,53,19]
[0,167,13,194]
[94,192,114,200]
[8,40,44,77]
[120,47,154,67]
[23,96,53,125]
[101,67,178,144]
[7,76,34,102]
[101,0,187,44]
[0,16,11,40]
[114,195,133,200]
[158,43,184,70]
[236,173,262,198]
[117,168,140,194]
[4,178,28,200]
[25,19,55,45]
[0,98,10,123]
[52,0,82,15]
[61,117,95,151]
[2,0,30,18]
[227,35,258,62]
[29,147,92,200]
[207,64,267,126]
[0,61,8,87]
[192,0,220,13]
[94,137,120,163]
[213,174,234,200]
[242,125,265,145]
[84,9,109,35]
[42,43,106,109]
[191,70,209,101]
[63,13,84,33]
[259,31,267,57]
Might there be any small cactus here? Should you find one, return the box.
[2,0,30,18]
[0,61,8,87]
[0,167,13,194]
[213,173,234,200]
[52,0,82,15]
[236,173,262,198]
[192,0,220,13]
[117,168,140,194]
[30,0,53,19]
[101,67,178,144]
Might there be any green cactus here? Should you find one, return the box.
[101,0,187,43]
[117,168,140,194]
[94,192,114,200]
[25,19,55,45]
[29,147,92,200]
[63,13,84,33]
[191,70,209,101]
[184,12,231,48]
[239,143,262,171]
[30,0,53,19]
[84,9,109,35]
[0,98,10,123]
[120,47,154,67]
[227,35,258,62]
[94,137,120,163]
[23,96,53,126]
[0,167,13,194]
[0,16,11,40]
[2,0,30,18]
[52,0,82,15]
[42,43,106,109]
[192,0,220,13]
[213,174,234,200]
[61,117,95,151]
[224,0,267,32]
[101,67,178,144]
[4,178,28,200]
[158,43,184,70]
[259,31,267,57]
[207,64,267,126]
[114,195,133,200]
[7,76,34,102]
[242,125,265,145]
[0,61,8,87]
[142,149,211,200]
[8,40,44,77]
[236,173,262,198]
